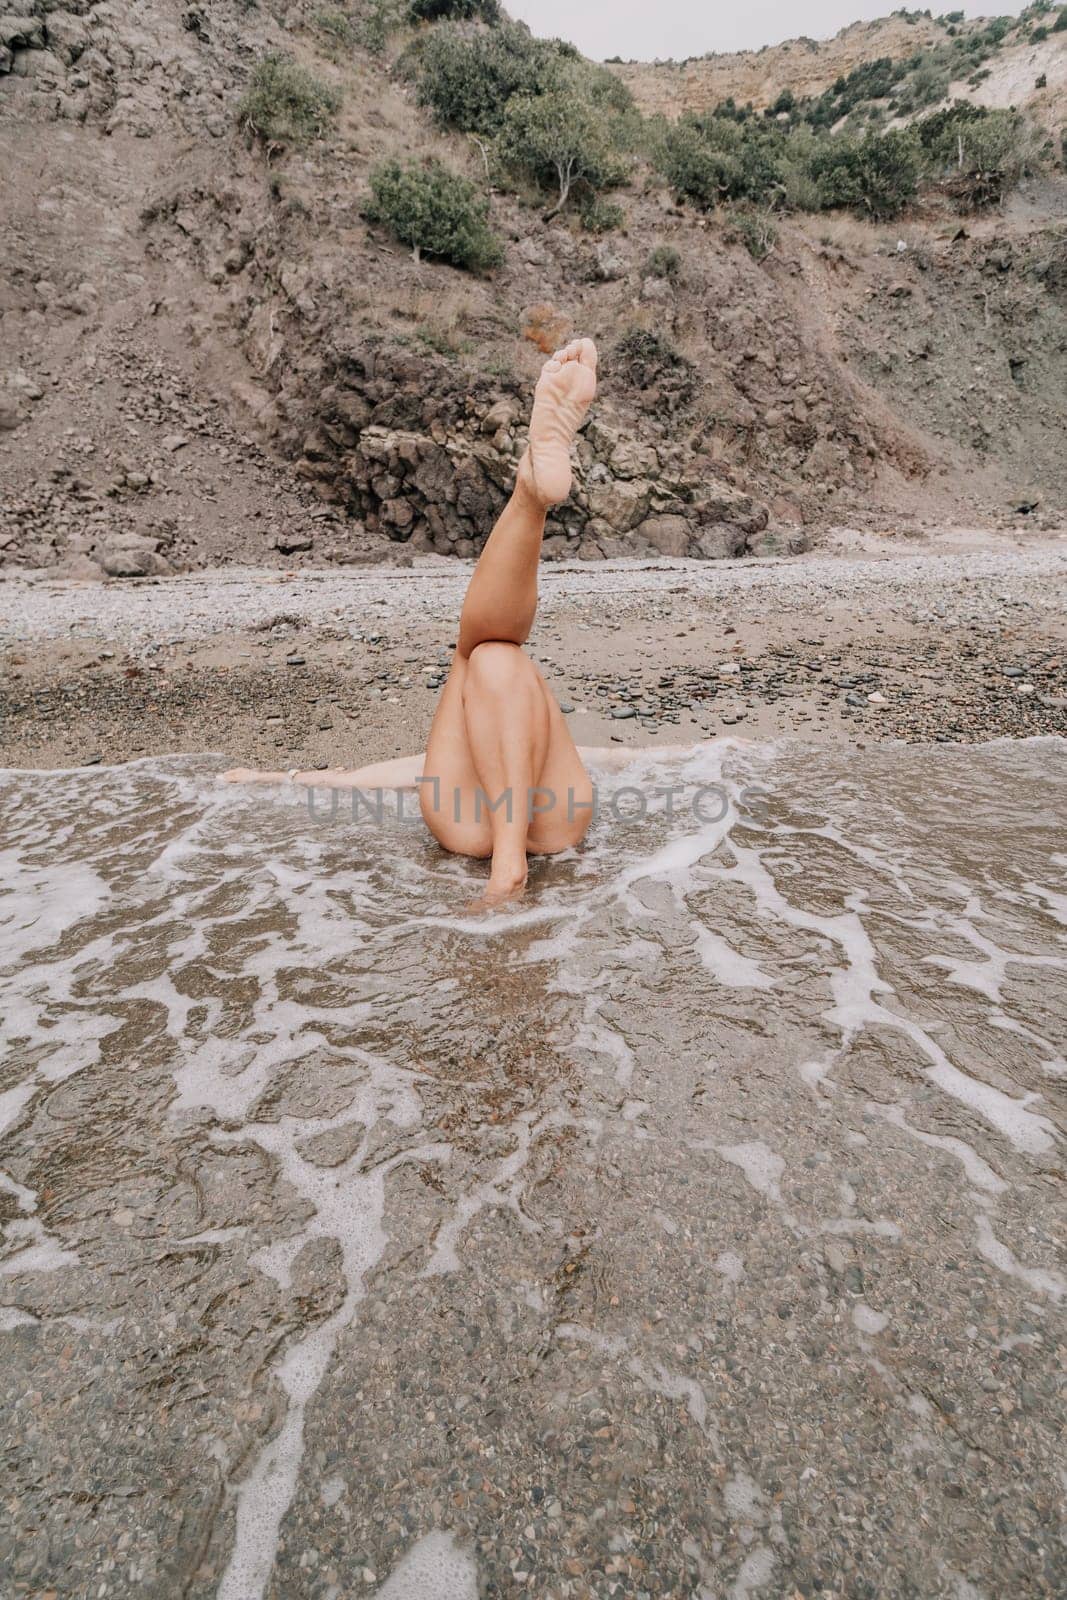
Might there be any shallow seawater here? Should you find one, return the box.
[1,740,1064,1600]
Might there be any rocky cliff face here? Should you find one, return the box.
[607,12,1067,130]
[1,1,1065,579]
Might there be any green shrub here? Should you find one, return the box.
[364,157,503,270]
[808,128,921,219]
[314,9,355,47]
[1055,7,1067,30]
[580,195,625,232]
[657,119,743,207]
[357,0,405,52]
[414,20,556,134]
[496,86,629,213]
[645,244,681,280]
[921,105,1041,208]
[409,0,500,20]
[728,208,779,261]
[238,56,341,145]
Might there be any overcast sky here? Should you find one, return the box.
[507,2,1029,63]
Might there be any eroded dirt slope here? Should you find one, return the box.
[1,0,1065,578]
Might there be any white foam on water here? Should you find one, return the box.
[1021,878,1067,925]
[730,1544,777,1598]
[692,924,775,991]
[0,1217,80,1276]
[0,1306,37,1330]
[984,1009,1066,1079]
[420,1106,589,1277]
[973,1214,1065,1302]
[216,1129,452,1600]
[852,1304,890,1335]
[822,1217,902,1241]
[0,1084,36,1143]
[723,1470,763,1522]
[876,1106,1008,1194]
[0,852,111,962]
[372,1529,479,1600]
[716,1142,785,1207]
[717,846,1058,1153]
[320,1476,345,1508]
[922,912,1064,1002]
[0,1167,36,1214]
[937,1563,988,1600]
[715,1251,745,1283]
[2,743,1064,1598]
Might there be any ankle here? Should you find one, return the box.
[516,452,550,512]
[488,853,528,896]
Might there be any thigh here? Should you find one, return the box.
[419,654,494,859]
[526,671,595,855]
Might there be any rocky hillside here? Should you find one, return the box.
[1,0,1065,580]
[610,10,1067,135]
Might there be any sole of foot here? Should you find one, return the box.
[525,337,598,507]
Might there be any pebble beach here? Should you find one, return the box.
[2,540,1066,770]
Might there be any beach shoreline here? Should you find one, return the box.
[2,538,1066,771]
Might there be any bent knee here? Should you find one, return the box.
[463,640,533,694]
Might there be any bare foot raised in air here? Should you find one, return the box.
[521,337,598,507]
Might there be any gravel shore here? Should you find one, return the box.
[2,541,1066,769]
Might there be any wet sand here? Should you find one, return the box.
[2,540,1066,770]
[1,740,1064,1598]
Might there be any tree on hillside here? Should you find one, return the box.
[496,89,628,216]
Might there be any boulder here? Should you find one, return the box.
[692,524,747,561]
[0,14,43,48]
[634,513,692,558]
[43,10,90,62]
[274,531,313,554]
[594,240,630,282]
[585,476,650,532]
[99,534,169,578]
[22,46,64,78]
[0,391,23,430]
[610,437,659,480]
[519,237,549,268]
[54,553,104,581]
[380,497,414,534]
[481,398,519,435]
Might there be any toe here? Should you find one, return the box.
[577,337,598,369]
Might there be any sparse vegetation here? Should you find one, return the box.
[354,0,406,52]
[729,208,779,260]
[238,55,341,145]
[613,327,695,405]
[919,103,1042,208]
[364,157,503,271]
[411,7,1041,234]
[314,9,356,48]
[409,0,500,21]
[645,244,681,280]
[580,195,625,233]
